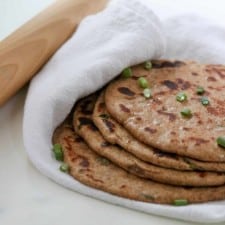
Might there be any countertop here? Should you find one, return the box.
[0,1,225,224]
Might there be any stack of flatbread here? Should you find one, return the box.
[52,60,225,205]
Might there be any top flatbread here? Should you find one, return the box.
[93,91,225,172]
[105,60,225,162]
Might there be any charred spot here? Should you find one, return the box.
[207,85,225,91]
[170,131,176,135]
[152,149,178,159]
[78,117,93,126]
[198,172,207,178]
[161,80,178,90]
[207,106,225,117]
[197,120,203,125]
[154,91,167,96]
[181,81,191,90]
[120,184,127,189]
[176,78,191,90]
[75,136,83,142]
[192,72,198,76]
[101,141,111,147]
[80,99,93,115]
[79,158,89,168]
[213,68,225,79]
[152,60,185,68]
[103,119,115,132]
[118,87,135,96]
[127,165,145,175]
[135,117,142,121]
[98,102,105,112]
[189,137,209,146]
[183,127,191,131]
[144,127,157,134]
[119,104,130,113]
[88,123,98,132]
[157,110,177,121]
[207,76,217,82]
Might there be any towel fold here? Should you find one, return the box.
[23,0,225,223]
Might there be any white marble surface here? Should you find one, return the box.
[1,1,225,225]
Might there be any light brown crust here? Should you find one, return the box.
[93,91,225,172]
[105,60,225,162]
[53,121,225,204]
[73,95,225,187]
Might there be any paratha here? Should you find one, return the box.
[105,60,225,162]
[73,94,225,186]
[52,120,225,204]
[93,91,225,172]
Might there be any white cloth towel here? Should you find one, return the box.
[23,0,225,223]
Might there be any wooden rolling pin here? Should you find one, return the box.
[0,0,107,106]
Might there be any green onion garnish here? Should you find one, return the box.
[176,92,187,102]
[180,108,192,118]
[59,163,70,173]
[121,67,132,78]
[144,61,152,70]
[196,86,205,95]
[138,77,149,89]
[201,96,209,106]
[173,199,188,206]
[217,137,225,148]
[143,88,151,99]
[53,144,64,161]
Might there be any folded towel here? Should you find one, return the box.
[23,0,225,223]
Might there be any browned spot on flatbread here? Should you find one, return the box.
[79,99,93,115]
[118,87,135,96]
[207,106,225,117]
[120,184,127,189]
[152,60,185,68]
[152,149,178,159]
[144,127,157,134]
[86,174,104,184]
[98,102,105,112]
[189,137,209,146]
[103,119,115,132]
[176,78,191,90]
[119,104,130,113]
[79,158,89,167]
[78,117,93,126]
[157,110,176,121]
[161,80,178,90]
[192,72,198,76]
[207,76,217,82]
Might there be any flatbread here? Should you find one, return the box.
[93,91,225,172]
[52,120,225,204]
[73,94,225,186]
[105,60,225,162]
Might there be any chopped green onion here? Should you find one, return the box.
[99,114,110,119]
[176,92,187,102]
[121,67,132,78]
[144,61,152,70]
[138,77,149,88]
[217,137,225,148]
[173,199,188,206]
[59,163,70,173]
[53,144,64,161]
[201,96,210,106]
[196,86,205,95]
[180,108,192,118]
[143,88,151,99]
